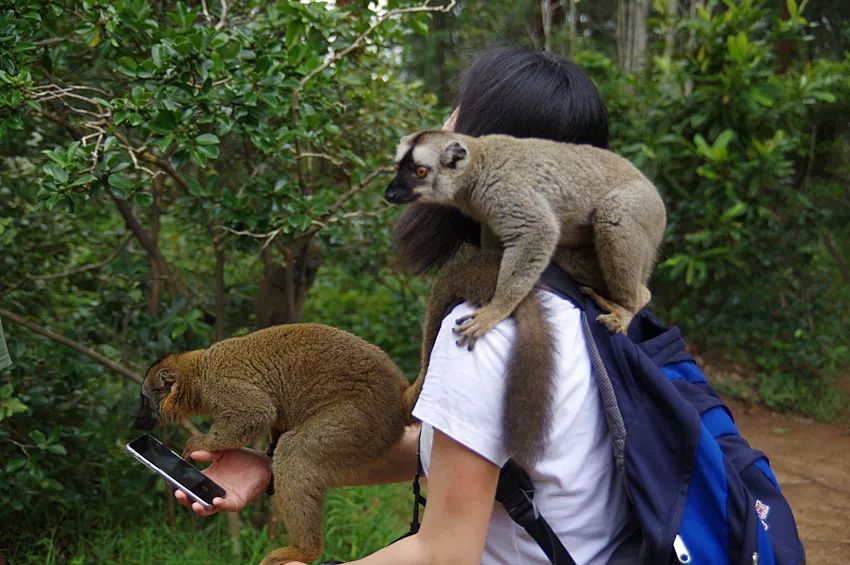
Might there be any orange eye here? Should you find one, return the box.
[415,166,428,178]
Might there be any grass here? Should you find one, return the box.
[11,483,413,565]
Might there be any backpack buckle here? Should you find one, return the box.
[503,487,539,526]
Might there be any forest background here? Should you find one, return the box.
[1,0,848,563]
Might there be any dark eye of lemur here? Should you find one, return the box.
[415,166,428,178]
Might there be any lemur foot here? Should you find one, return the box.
[453,303,510,350]
[580,287,634,334]
[181,435,209,459]
[596,311,633,334]
[260,545,320,565]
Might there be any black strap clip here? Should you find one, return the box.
[501,483,539,526]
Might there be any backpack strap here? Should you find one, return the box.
[540,262,587,309]
[496,459,577,565]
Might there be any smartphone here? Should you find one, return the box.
[126,434,226,510]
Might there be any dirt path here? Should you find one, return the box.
[726,398,850,564]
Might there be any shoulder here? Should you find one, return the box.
[412,292,581,466]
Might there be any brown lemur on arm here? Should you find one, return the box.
[134,323,412,565]
[385,130,667,344]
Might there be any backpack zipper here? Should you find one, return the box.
[580,312,627,473]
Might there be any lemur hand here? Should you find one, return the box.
[453,303,509,350]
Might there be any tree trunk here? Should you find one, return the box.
[617,0,651,73]
[208,227,226,341]
[777,0,794,73]
[568,0,577,54]
[255,238,321,328]
[147,175,163,315]
[110,193,182,299]
[664,0,678,58]
[541,0,554,52]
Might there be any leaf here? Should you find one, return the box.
[195,133,220,145]
[29,429,46,445]
[811,91,836,103]
[70,174,98,187]
[115,56,138,77]
[151,44,165,66]
[196,144,219,159]
[134,191,153,207]
[5,458,26,473]
[722,201,748,220]
[108,174,135,191]
[47,444,67,455]
[87,24,101,48]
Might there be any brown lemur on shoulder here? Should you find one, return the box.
[386,130,667,344]
[134,323,411,565]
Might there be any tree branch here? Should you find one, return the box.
[0,307,141,384]
[221,165,393,248]
[0,307,203,436]
[26,234,131,281]
[297,1,457,91]
[822,232,850,284]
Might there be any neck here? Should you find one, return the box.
[171,349,205,417]
[454,147,485,212]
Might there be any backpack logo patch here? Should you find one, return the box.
[755,499,770,530]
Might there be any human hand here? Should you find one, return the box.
[174,448,271,517]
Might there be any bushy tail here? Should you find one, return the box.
[503,292,556,466]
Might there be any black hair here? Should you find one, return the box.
[392,47,610,274]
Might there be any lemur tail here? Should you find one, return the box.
[503,292,556,466]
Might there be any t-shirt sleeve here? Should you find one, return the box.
[412,302,514,467]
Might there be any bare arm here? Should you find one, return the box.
[344,429,499,565]
[176,425,422,516]
[345,424,422,486]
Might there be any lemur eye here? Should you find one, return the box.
[415,166,428,178]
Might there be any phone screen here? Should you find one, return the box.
[126,434,226,508]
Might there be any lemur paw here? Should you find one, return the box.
[453,303,509,350]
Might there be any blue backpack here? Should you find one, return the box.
[485,264,804,564]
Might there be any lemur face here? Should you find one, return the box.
[385,131,468,205]
[134,357,177,430]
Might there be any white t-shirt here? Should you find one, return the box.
[413,291,635,565]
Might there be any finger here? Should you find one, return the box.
[192,501,218,517]
[213,496,238,511]
[186,450,221,463]
[175,489,191,507]
[455,313,475,325]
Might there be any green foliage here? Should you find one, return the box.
[0,0,443,558]
[2,0,850,561]
[10,483,410,564]
[598,0,850,418]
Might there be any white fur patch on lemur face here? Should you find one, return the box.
[412,143,441,169]
[395,136,414,163]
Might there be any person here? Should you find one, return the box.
[176,47,637,564]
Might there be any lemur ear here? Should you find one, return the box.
[156,368,176,386]
[441,140,468,168]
